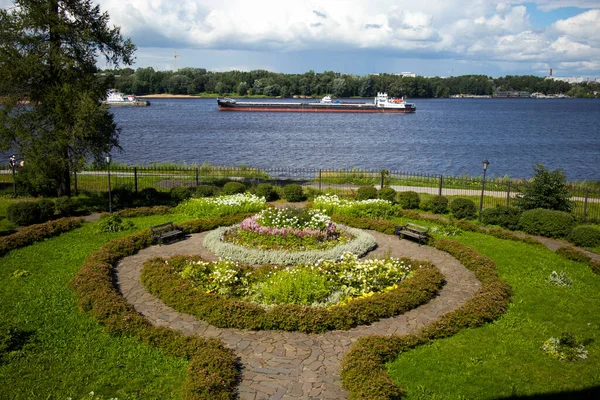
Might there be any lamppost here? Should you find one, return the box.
[9,155,17,197]
[106,155,112,213]
[479,159,490,222]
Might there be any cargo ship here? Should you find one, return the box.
[217,92,415,113]
[104,89,150,107]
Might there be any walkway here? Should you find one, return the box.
[115,230,481,399]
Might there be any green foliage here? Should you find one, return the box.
[568,225,600,248]
[195,185,216,198]
[254,268,333,306]
[449,198,476,219]
[138,187,161,205]
[6,201,41,226]
[169,186,193,203]
[282,184,305,202]
[378,187,397,203]
[37,199,56,221]
[542,332,588,362]
[222,181,246,195]
[427,195,449,214]
[55,196,78,216]
[514,163,573,212]
[481,205,522,230]
[96,214,135,233]
[555,246,592,264]
[518,208,575,238]
[174,194,267,218]
[398,191,420,209]
[356,186,378,200]
[252,183,279,201]
[111,185,136,209]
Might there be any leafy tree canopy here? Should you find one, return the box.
[0,0,136,196]
[514,163,573,212]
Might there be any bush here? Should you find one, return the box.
[170,186,193,203]
[428,195,449,214]
[450,198,476,219]
[378,187,396,203]
[513,163,573,212]
[481,206,522,230]
[55,196,78,216]
[282,184,305,202]
[568,225,600,248]
[253,183,279,202]
[96,214,135,233]
[111,185,136,209]
[6,202,41,226]
[357,186,378,200]
[196,185,216,198]
[137,187,161,206]
[222,181,246,195]
[37,199,56,222]
[398,191,420,209]
[518,208,575,238]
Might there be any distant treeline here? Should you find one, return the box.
[104,67,598,98]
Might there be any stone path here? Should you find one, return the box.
[115,230,481,399]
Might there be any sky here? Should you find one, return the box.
[3,0,600,77]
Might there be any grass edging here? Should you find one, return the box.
[339,220,512,399]
[70,213,251,400]
[0,217,84,257]
[142,255,444,334]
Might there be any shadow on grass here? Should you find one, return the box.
[495,386,600,400]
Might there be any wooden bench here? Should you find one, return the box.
[395,223,429,246]
[151,222,185,245]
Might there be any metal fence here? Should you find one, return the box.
[2,165,599,222]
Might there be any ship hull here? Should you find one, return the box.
[217,100,415,113]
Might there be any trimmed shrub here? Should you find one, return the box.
[378,187,396,203]
[6,202,41,226]
[428,195,449,214]
[555,246,591,264]
[481,206,522,230]
[356,186,378,201]
[116,206,171,218]
[170,186,193,203]
[568,225,600,248]
[55,196,78,216]
[96,214,135,233]
[196,185,216,198]
[253,183,279,202]
[222,181,246,195]
[111,185,136,209]
[137,187,160,206]
[398,191,420,209]
[450,198,476,220]
[282,184,305,202]
[37,199,56,222]
[518,208,575,238]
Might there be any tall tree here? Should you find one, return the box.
[0,0,135,196]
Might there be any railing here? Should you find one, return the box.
[2,165,599,222]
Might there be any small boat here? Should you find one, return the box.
[104,89,150,107]
[217,92,415,113]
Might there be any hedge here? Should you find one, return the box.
[0,217,84,257]
[142,256,444,334]
[340,225,511,399]
[70,214,251,400]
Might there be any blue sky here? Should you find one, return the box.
[3,0,599,77]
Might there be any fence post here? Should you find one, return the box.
[583,188,589,222]
[319,169,322,192]
[195,167,199,187]
[134,167,138,193]
[506,181,511,207]
[438,175,443,196]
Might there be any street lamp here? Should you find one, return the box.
[106,154,112,213]
[9,155,17,197]
[479,159,490,222]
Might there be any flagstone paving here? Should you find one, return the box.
[115,230,481,400]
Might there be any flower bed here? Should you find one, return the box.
[313,194,395,218]
[142,254,444,333]
[173,193,266,218]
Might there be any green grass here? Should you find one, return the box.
[387,230,600,399]
[0,214,195,400]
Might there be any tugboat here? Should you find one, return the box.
[217,92,415,113]
[104,89,150,107]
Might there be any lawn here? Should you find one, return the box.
[387,230,600,399]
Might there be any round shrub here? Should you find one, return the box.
[196,185,216,198]
[222,181,246,195]
[398,191,420,209]
[138,187,160,206]
[378,187,396,203]
[481,206,522,230]
[429,195,449,214]
[450,198,476,220]
[37,199,56,222]
[55,196,78,216]
[170,186,193,203]
[6,202,41,226]
[518,208,575,238]
[568,225,600,248]
[356,186,378,201]
[96,214,135,233]
[282,184,305,202]
[253,183,279,202]
[111,186,136,209]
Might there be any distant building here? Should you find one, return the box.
[394,72,417,78]
[495,90,530,98]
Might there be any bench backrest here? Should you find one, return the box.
[406,223,429,233]
[151,222,175,232]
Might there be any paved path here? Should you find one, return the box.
[115,230,481,399]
